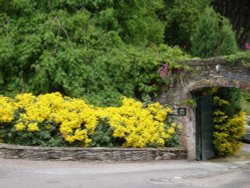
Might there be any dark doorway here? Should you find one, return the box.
[195,93,215,160]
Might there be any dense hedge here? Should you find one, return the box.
[0,93,181,148]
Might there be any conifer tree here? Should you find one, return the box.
[216,18,239,56]
[191,7,218,58]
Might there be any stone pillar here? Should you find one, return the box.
[181,107,196,160]
[156,88,197,160]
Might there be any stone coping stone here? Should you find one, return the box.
[0,144,186,161]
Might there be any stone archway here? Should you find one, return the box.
[156,57,250,160]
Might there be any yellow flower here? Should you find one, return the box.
[164,134,170,139]
[85,138,92,145]
[0,96,16,123]
[113,127,125,138]
[27,122,39,132]
[15,122,26,131]
[15,93,35,108]
[65,135,74,143]
[171,122,177,128]
[0,92,180,148]
[177,124,183,129]
[168,127,175,135]
[157,138,165,146]
[155,110,166,122]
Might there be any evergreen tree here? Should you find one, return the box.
[190,7,218,58]
[163,0,210,50]
[216,18,239,56]
[212,0,250,47]
[191,7,239,57]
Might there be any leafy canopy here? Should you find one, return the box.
[0,0,189,106]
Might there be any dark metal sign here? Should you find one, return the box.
[169,107,187,116]
[177,108,187,116]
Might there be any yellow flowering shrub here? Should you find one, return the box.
[0,93,181,148]
[0,96,16,123]
[213,96,247,156]
[96,98,175,147]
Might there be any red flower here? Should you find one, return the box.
[160,64,168,78]
[244,43,250,51]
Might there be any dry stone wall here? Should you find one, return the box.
[0,144,186,161]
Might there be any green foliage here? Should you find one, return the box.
[183,98,197,108]
[89,121,117,147]
[191,7,239,58]
[0,120,67,147]
[216,18,239,56]
[191,7,219,58]
[241,91,250,115]
[164,0,210,50]
[224,51,250,67]
[88,121,127,147]
[217,88,241,117]
[213,95,246,157]
[0,0,189,106]
[113,0,165,45]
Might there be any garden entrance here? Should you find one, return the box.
[195,93,215,160]
[156,57,250,160]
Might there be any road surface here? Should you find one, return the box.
[1,143,250,188]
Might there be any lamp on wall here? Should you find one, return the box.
[215,64,221,73]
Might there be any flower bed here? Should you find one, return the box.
[0,93,181,148]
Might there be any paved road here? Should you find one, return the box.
[1,144,250,188]
[0,158,250,188]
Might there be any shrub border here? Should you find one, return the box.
[0,144,186,161]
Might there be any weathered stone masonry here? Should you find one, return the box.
[0,144,186,161]
[156,58,250,160]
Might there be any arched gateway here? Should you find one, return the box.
[156,57,250,160]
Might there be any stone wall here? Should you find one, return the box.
[156,58,250,105]
[155,57,250,160]
[0,144,186,161]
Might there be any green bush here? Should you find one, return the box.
[0,1,189,106]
